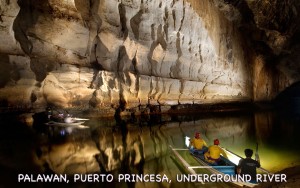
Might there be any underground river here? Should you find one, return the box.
[0,108,299,188]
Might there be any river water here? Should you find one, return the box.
[0,108,299,188]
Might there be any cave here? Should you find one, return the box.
[0,0,300,187]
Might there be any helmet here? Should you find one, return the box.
[195,132,200,138]
[214,139,220,145]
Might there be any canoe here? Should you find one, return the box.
[190,149,237,175]
[170,145,270,187]
[64,117,89,123]
[45,121,85,127]
[45,116,89,127]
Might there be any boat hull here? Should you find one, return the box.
[170,146,260,187]
[45,121,85,127]
[190,150,236,175]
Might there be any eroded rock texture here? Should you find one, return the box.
[213,0,300,101]
[0,0,300,114]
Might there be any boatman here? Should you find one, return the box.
[237,149,260,183]
[204,139,228,165]
[189,132,208,154]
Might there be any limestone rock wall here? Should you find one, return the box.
[213,0,300,101]
[0,0,252,114]
[1,0,300,113]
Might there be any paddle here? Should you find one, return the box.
[255,142,260,162]
[221,146,271,174]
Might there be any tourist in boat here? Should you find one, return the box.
[64,114,75,123]
[204,139,228,165]
[189,132,208,154]
[46,107,70,123]
[46,106,53,120]
[237,149,260,183]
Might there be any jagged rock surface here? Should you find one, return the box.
[0,0,300,114]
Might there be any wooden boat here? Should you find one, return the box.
[45,120,86,127]
[45,116,89,127]
[190,148,237,175]
[170,145,271,187]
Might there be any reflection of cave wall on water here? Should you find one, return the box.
[37,115,254,174]
[255,110,300,149]
[1,110,299,187]
[275,82,300,116]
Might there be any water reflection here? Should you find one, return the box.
[0,110,299,187]
[254,110,300,172]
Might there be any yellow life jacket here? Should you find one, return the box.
[190,138,207,150]
[205,145,228,159]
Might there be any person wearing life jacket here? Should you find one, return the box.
[190,132,208,154]
[204,139,228,165]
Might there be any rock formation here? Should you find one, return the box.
[0,0,300,115]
